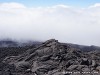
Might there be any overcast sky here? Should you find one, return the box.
[0,0,100,46]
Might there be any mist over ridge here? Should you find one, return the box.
[0,2,100,46]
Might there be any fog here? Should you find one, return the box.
[0,3,100,46]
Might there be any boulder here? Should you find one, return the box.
[15,61,31,71]
[96,66,100,71]
[81,58,90,66]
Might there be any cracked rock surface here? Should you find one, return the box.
[1,39,100,75]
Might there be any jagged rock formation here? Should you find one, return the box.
[1,39,100,75]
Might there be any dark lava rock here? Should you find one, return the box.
[1,39,100,75]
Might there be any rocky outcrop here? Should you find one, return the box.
[1,39,100,75]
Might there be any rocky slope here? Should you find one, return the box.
[1,39,100,75]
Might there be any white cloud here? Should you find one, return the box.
[0,2,100,46]
[0,2,26,9]
[89,3,100,8]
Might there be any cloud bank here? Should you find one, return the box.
[0,2,100,46]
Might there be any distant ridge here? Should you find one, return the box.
[0,39,41,47]
[0,39,100,52]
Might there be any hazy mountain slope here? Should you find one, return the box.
[0,39,41,47]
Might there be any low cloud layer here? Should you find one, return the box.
[0,2,100,46]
